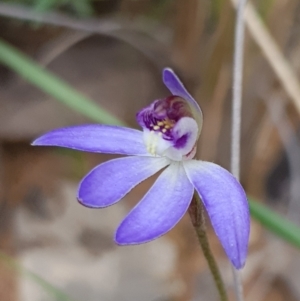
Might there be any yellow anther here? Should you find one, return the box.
[153,125,160,130]
[162,128,167,133]
[162,119,175,129]
[157,121,164,126]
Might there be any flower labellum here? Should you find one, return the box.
[32,68,250,269]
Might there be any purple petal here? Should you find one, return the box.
[32,125,148,156]
[78,156,170,208]
[163,68,202,116]
[184,160,250,269]
[115,162,194,244]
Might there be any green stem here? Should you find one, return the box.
[188,194,228,301]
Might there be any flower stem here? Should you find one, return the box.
[188,194,228,301]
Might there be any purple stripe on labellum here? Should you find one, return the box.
[174,133,189,149]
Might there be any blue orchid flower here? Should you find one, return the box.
[32,68,250,269]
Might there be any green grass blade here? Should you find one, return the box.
[0,38,124,126]
[249,198,300,248]
[0,251,77,301]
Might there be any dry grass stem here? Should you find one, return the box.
[230,0,300,115]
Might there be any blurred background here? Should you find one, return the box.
[0,0,300,300]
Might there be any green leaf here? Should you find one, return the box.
[0,251,77,301]
[249,197,300,248]
[0,38,125,126]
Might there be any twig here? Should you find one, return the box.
[231,0,247,301]
[37,31,92,66]
[0,2,122,32]
[0,3,170,72]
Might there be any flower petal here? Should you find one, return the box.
[115,162,194,244]
[183,160,250,269]
[163,68,202,117]
[78,156,170,208]
[32,125,148,156]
